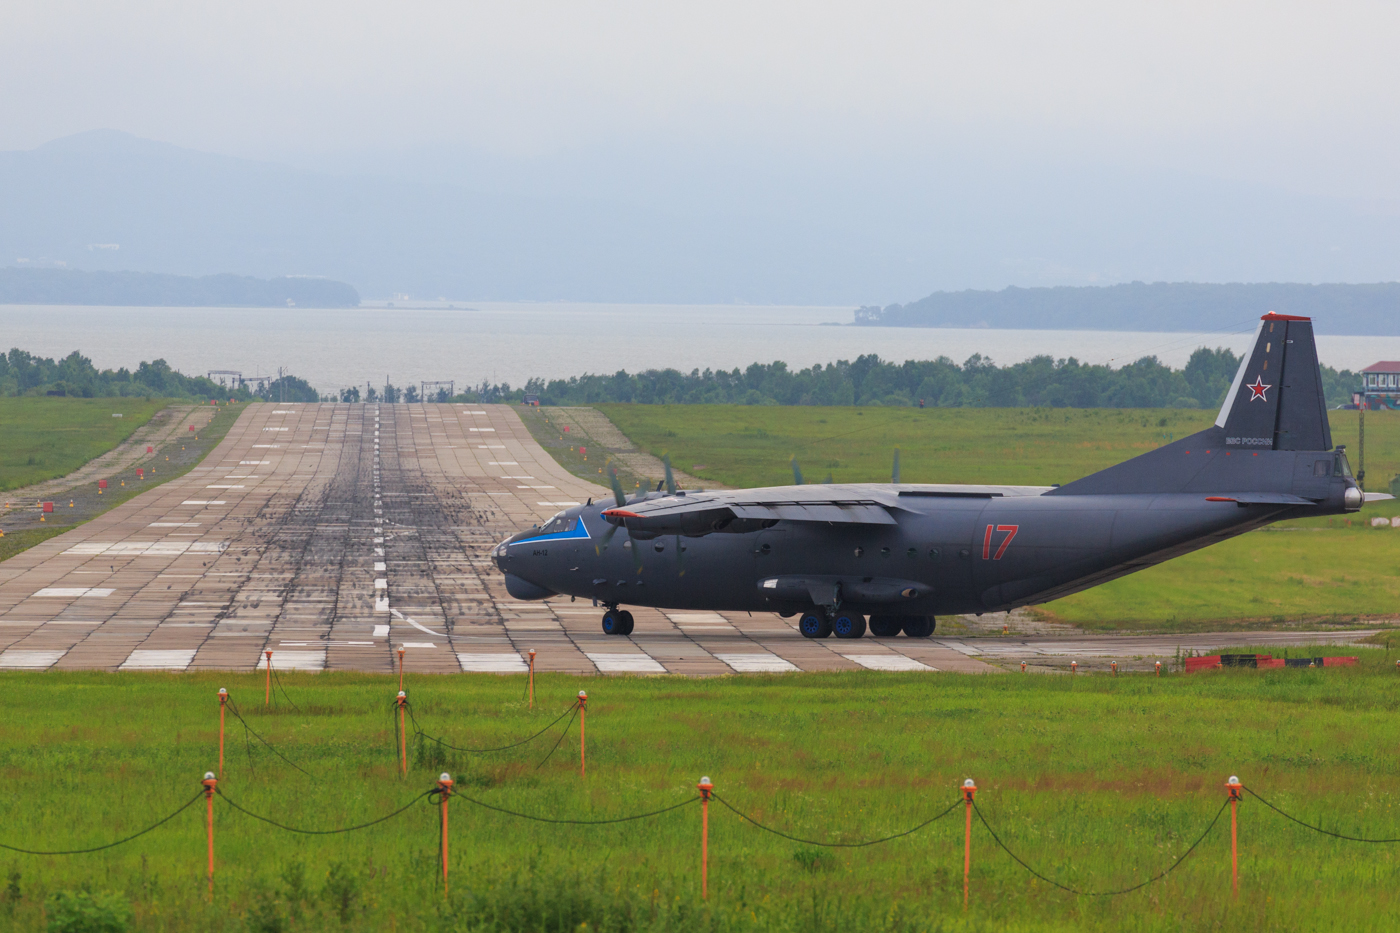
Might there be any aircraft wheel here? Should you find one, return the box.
[602,609,627,635]
[617,609,635,636]
[901,616,935,638]
[798,612,832,638]
[868,615,901,637]
[833,611,866,639]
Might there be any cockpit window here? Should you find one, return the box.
[539,512,577,535]
[1334,450,1353,479]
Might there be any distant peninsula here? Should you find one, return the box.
[0,268,360,308]
[856,282,1400,335]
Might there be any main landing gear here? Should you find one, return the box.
[601,606,634,636]
[799,611,934,639]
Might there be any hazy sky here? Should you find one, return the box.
[5,1,1399,202]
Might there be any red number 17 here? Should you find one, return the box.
[981,524,1019,560]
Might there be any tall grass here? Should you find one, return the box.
[2,660,1400,931]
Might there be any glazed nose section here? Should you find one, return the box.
[492,538,511,569]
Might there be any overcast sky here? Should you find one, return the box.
[4,1,1398,200]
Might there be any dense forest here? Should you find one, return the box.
[503,349,1363,410]
[856,281,1400,335]
[0,268,359,307]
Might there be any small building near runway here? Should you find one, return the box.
[1359,362,1400,411]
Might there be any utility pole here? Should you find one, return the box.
[1359,398,1366,490]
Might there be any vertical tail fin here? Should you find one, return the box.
[1216,313,1332,452]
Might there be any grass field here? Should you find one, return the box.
[599,405,1400,628]
[0,402,237,566]
[0,397,167,491]
[3,662,1400,932]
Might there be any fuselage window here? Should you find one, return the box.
[1314,459,1331,477]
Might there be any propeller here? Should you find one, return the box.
[598,463,643,573]
[662,454,677,495]
[891,448,901,484]
[790,457,804,485]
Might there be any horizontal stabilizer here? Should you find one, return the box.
[1203,492,1319,506]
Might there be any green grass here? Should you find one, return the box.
[599,405,1400,627]
[3,666,1400,931]
[0,397,166,491]
[0,524,73,563]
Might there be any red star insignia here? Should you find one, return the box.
[1246,376,1271,401]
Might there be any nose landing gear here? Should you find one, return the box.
[601,606,635,636]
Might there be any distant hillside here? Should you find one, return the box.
[0,268,359,308]
[857,282,1400,335]
[8,129,1400,304]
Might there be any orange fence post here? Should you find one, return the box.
[1070,661,1077,674]
[1020,661,1026,673]
[1111,661,1118,676]
[1227,775,1242,898]
[398,646,405,693]
[202,772,217,896]
[578,691,588,778]
[217,689,228,779]
[1156,661,1162,677]
[264,650,273,706]
[962,778,976,909]
[698,776,714,899]
[528,649,536,708]
[437,772,453,896]
[397,690,408,775]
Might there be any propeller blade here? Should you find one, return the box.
[608,463,627,508]
[662,454,677,494]
[791,457,804,485]
[595,521,621,556]
[891,448,901,484]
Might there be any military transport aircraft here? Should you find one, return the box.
[493,313,1392,639]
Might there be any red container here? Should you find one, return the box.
[98,480,107,489]
[42,502,53,513]
[146,446,153,453]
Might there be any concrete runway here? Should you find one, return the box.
[0,403,1378,675]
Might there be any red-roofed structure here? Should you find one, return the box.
[1360,361,1400,410]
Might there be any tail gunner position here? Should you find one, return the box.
[493,314,1391,639]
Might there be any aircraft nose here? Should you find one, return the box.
[491,538,510,569]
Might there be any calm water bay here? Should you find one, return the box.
[2,302,1396,396]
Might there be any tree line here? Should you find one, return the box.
[503,349,1362,410]
[3,345,1363,410]
[0,348,320,402]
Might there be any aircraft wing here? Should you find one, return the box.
[601,482,1051,537]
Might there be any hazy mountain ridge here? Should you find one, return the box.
[859,282,1400,335]
[0,268,359,308]
[6,129,1400,305]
